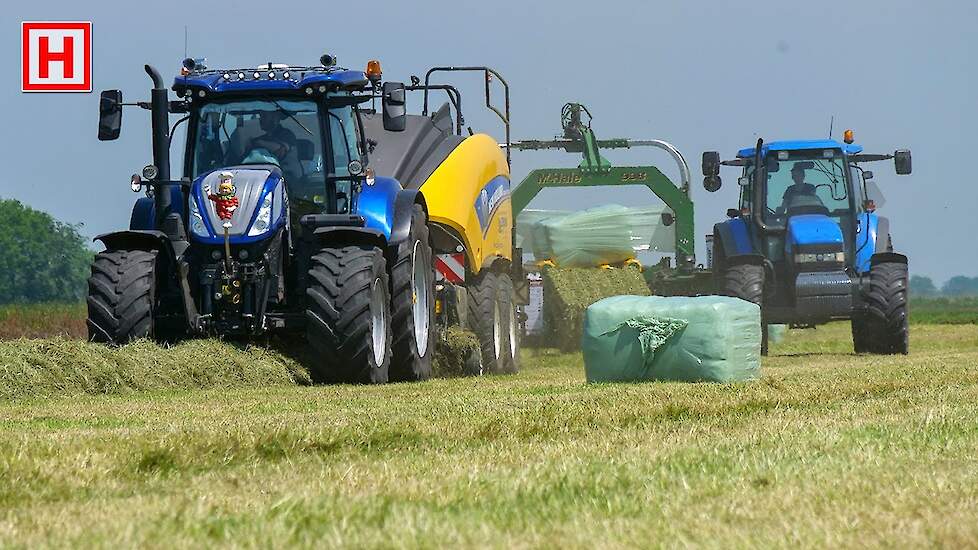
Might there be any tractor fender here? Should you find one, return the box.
[312,227,388,251]
[389,189,428,245]
[94,230,176,264]
[713,218,755,258]
[855,213,893,273]
[874,216,892,253]
[870,251,907,266]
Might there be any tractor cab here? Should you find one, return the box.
[171,58,375,244]
[735,140,862,273]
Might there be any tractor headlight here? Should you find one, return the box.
[248,193,274,236]
[794,252,845,264]
[189,197,208,237]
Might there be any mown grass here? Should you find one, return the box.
[1,323,976,547]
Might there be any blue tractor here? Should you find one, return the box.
[89,55,518,383]
[701,135,913,355]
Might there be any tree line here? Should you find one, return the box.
[910,275,978,297]
[0,199,91,304]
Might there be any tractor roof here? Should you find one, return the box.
[173,66,369,96]
[737,139,863,158]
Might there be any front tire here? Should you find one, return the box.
[389,205,436,382]
[719,262,768,355]
[857,260,909,354]
[305,246,392,384]
[87,250,157,344]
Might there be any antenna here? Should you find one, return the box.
[184,26,188,58]
[828,115,834,139]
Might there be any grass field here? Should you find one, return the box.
[1,322,977,547]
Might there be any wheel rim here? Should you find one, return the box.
[371,278,388,367]
[492,300,501,360]
[508,303,517,360]
[411,241,431,357]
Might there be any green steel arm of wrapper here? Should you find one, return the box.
[509,106,696,268]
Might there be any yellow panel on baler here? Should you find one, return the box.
[419,133,512,274]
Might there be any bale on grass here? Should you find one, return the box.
[542,266,650,351]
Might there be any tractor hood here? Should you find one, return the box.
[188,165,287,245]
[786,214,844,252]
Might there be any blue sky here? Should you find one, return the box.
[3,0,976,283]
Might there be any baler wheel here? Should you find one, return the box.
[86,250,157,345]
[497,273,520,374]
[467,271,504,374]
[389,205,436,382]
[305,246,391,384]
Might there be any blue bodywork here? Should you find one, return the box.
[130,187,184,231]
[854,211,881,274]
[186,170,288,245]
[354,176,401,239]
[785,214,844,255]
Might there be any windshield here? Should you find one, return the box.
[744,151,853,228]
[190,98,360,216]
[191,99,322,181]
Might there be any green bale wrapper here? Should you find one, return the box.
[542,266,650,351]
[582,295,761,383]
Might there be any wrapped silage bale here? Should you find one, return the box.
[516,204,677,267]
[582,295,761,383]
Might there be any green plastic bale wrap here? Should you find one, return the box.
[543,266,651,351]
[522,205,675,267]
[582,295,761,383]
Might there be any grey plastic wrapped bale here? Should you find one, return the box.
[582,295,761,383]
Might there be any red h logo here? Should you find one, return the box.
[22,21,91,92]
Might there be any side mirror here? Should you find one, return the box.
[703,175,722,192]
[702,151,720,177]
[98,90,123,141]
[382,81,406,132]
[894,149,912,175]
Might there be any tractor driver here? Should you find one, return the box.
[779,163,823,214]
[241,109,298,172]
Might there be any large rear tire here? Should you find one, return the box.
[467,270,503,375]
[305,246,392,384]
[389,205,436,382]
[719,262,767,356]
[87,250,157,344]
[857,260,909,354]
[498,273,520,374]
